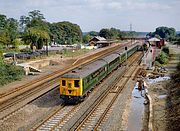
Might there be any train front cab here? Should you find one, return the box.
[60,78,83,103]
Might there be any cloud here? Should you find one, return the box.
[125,1,171,10]
[0,0,179,32]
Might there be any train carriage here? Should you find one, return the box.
[60,59,108,103]
[60,44,140,103]
[102,53,120,74]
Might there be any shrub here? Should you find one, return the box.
[154,61,161,67]
[162,46,169,55]
[155,51,168,65]
[0,64,24,86]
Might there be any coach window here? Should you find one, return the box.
[74,80,80,87]
[62,80,66,86]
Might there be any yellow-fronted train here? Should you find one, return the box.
[60,44,140,104]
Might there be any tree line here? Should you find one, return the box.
[0,10,83,50]
[82,28,137,44]
[147,26,180,44]
[0,10,138,50]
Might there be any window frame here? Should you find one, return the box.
[62,80,66,86]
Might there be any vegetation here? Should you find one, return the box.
[171,60,180,83]
[0,14,19,48]
[87,31,98,36]
[0,53,24,86]
[61,49,90,57]
[82,34,92,44]
[0,10,83,52]
[147,26,179,42]
[98,28,137,39]
[48,21,82,45]
[155,46,169,66]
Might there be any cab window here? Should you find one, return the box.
[62,80,66,86]
[74,80,80,87]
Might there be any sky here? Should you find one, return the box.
[0,0,180,32]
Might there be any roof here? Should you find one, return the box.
[62,59,107,78]
[89,36,106,42]
[101,53,119,63]
[62,44,139,79]
[94,36,106,41]
[148,37,160,42]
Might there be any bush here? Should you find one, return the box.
[0,64,24,86]
[155,51,169,65]
[154,61,161,67]
[162,46,169,55]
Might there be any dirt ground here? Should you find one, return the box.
[146,44,180,131]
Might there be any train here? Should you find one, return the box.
[60,44,140,103]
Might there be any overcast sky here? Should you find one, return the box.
[0,0,180,32]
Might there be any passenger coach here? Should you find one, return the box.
[60,44,140,103]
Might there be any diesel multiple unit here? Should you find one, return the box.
[60,44,140,103]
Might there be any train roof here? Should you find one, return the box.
[115,44,138,54]
[62,59,107,78]
[101,53,120,63]
[61,44,139,79]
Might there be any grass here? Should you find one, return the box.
[61,49,90,57]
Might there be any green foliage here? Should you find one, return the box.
[154,61,161,67]
[48,21,82,44]
[62,49,90,57]
[0,64,24,86]
[20,48,32,53]
[6,18,19,43]
[99,28,113,39]
[162,46,169,55]
[0,45,4,65]
[88,31,98,36]
[82,34,92,43]
[0,15,19,47]
[20,10,50,49]
[23,27,50,49]
[0,14,7,30]
[148,26,176,41]
[155,51,169,65]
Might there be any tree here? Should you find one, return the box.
[20,10,50,49]
[19,15,30,32]
[110,28,121,38]
[150,26,176,41]
[0,14,7,30]
[99,28,112,39]
[48,21,82,44]
[28,10,45,20]
[82,34,92,43]
[23,27,50,49]
[6,18,19,46]
[88,31,98,36]
[0,15,19,47]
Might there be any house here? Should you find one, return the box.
[89,36,109,47]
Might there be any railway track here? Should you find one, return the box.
[0,42,138,120]
[0,42,137,101]
[75,62,139,130]
[30,51,143,131]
